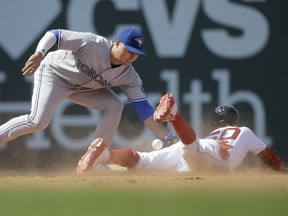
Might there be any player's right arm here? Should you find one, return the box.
[257,147,287,172]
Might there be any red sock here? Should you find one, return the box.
[171,113,196,144]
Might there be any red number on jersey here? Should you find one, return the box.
[207,127,241,141]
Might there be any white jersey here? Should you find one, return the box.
[187,126,267,171]
[43,29,146,102]
[136,126,267,172]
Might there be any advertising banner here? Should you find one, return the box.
[0,0,287,169]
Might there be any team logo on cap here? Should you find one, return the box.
[135,37,144,47]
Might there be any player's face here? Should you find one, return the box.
[111,41,139,66]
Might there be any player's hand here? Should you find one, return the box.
[162,133,179,148]
[162,136,179,148]
[278,164,288,173]
[22,51,44,76]
[218,140,233,160]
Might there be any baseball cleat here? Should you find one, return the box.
[77,138,110,173]
[153,93,178,123]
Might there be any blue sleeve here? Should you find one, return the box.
[48,29,60,48]
[131,100,154,121]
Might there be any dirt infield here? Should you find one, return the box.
[0,165,287,190]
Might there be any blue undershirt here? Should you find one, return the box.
[131,100,154,121]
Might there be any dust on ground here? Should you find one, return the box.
[0,165,287,191]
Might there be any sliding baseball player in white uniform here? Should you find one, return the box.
[77,93,287,173]
[0,28,176,152]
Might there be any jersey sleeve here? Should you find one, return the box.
[57,29,92,53]
[35,30,58,56]
[117,67,154,121]
[118,67,147,102]
[227,126,267,170]
[242,127,267,155]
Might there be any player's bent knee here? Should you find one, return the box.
[30,119,50,131]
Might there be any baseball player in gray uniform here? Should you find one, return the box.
[0,28,176,151]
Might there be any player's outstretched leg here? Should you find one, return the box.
[154,93,196,144]
[77,138,110,173]
[108,149,140,168]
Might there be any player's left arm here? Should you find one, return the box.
[123,68,177,145]
[257,147,287,172]
[22,30,58,76]
[131,100,177,144]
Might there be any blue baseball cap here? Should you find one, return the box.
[117,28,147,56]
